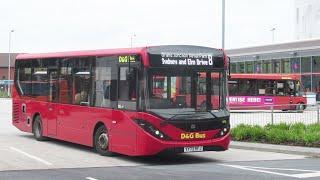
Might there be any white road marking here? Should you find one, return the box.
[86,177,99,180]
[293,172,320,178]
[220,164,320,179]
[233,165,317,173]
[9,147,52,166]
[220,164,295,178]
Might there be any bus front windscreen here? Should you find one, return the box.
[145,69,227,118]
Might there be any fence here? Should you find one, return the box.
[230,104,320,128]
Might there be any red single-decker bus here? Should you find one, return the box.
[12,45,230,156]
[228,73,307,110]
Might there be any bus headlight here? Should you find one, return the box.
[214,121,230,138]
[134,119,171,140]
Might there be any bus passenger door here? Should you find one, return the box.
[47,68,58,137]
[111,65,137,154]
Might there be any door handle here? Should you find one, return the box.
[48,107,53,111]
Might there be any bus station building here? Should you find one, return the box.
[227,38,320,101]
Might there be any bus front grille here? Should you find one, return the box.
[168,119,225,132]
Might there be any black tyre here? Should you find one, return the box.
[94,125,114,156]
[296,103,306,112]
[33,116,47,141]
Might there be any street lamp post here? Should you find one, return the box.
[8,29,14,97]
[222,0,225,49]
[130,33,136,48]
[270,27,276,43]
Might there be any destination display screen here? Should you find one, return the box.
[147,45,225,69]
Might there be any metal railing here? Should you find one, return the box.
[230,104,320,128]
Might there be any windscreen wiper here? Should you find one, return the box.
[207,110,217,118]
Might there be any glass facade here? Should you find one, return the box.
[262,60,272,73]
[230,55,320,100]
[290,57,300,73]
[238,62,245,73]
[245,61,253,73]
[272,59,281,73]
[281,58,291,73]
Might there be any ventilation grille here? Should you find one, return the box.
[13,103,19,123]
[168,118,225,132]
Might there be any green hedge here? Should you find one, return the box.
[231,123,320,147]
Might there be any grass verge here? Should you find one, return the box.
[231,123,320,147]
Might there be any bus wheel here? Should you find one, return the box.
[94,125,114,156]
[32,116,47,141]
[296,103,305,112]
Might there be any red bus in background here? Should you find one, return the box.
[12,45,230,156]
[228,74,307,110]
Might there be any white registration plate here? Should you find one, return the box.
[183,146,203,152]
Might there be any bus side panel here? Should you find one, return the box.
[291,96,307,105]
[108,110,137,155]
[85,108,111,147]
[56,104,94,146]
[274,96,294,110]
[83,108,137,155]
[12,98,50,136]
[53,105,137,151]
[12,98,29,132]
[30,100,51,136]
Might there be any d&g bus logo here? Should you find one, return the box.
[180,133,206,140]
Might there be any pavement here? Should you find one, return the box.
[231,141,320,157]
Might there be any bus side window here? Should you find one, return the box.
[286,80,295,96]
[119,67,130,100]
[265,80,276,95]
[17,61,33,96]
[228,79,239,96]
[257,80,275,96]
[59,59,73,104]
[72,58,91,106]
[92,56,113,108]
[32,59,49,100]
[238,80,251,96]
[276,81,285,96]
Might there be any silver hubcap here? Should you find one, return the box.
[98,133,108,150]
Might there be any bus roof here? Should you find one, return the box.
[231,73,301,80]
[16,45,224,60]
[15,45,225,68]
[16,47,146,60]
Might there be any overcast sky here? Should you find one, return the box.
[0,0,294,53]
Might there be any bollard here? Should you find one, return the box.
[271,105,274,125]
